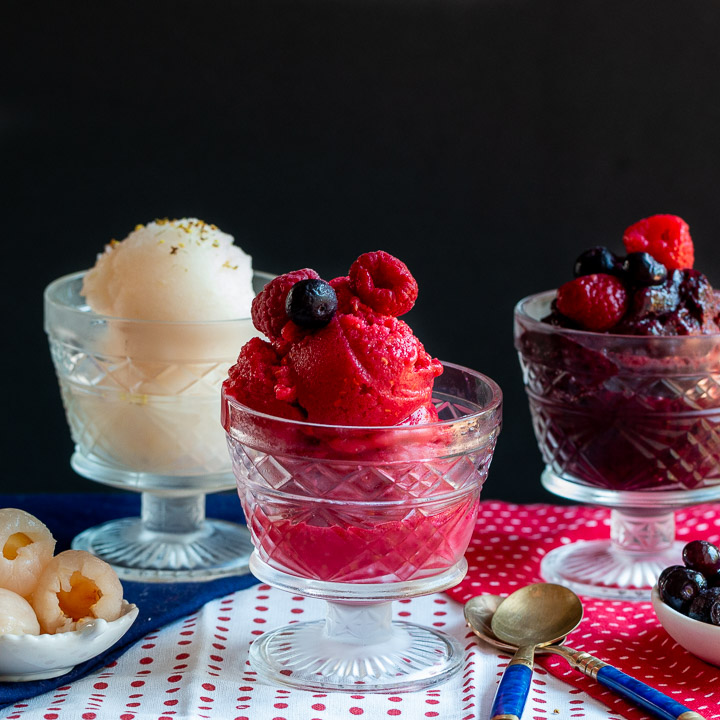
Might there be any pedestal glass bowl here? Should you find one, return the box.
[223,362,502,692]
[44,270,272,582]
[515,290,720,601]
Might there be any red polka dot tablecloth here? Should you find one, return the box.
[3,500,720,720]
[447,501,720,720]
[3,585,622,720]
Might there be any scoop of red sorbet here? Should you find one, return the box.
[224,251,443,425]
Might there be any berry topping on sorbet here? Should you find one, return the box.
[556,274,628,332]
[623,214,694,271]
[224,251,442,426]
[547,214,720,335]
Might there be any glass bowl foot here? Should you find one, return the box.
[247,553,468,692]
[72,517,253,582]
[537,468,720,601]
[540,539,683,601]
[250,617,463,693]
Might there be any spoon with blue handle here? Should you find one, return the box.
[465,592,706,720]
[487,583,583,720]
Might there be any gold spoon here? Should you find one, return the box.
[487,583,583,720]
[465,592,706,720]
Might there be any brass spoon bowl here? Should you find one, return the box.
[464,591,706,720]
[490,582,583,655]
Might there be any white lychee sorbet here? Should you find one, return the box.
[82,218,254,321]
[66,218,260,475]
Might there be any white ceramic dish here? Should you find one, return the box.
[0,600,138,681]
[651,585,720,667]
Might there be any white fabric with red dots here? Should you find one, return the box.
[4,583,620,720]
[448,501,720,720]
[5,499,720,720]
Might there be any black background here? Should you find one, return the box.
[3,0,720,502]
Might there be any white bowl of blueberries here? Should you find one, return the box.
[652,539,720,667]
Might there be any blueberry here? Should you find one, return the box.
[658,565,685,594]
[711,600,720,626]
[573,246,619,277]
[285,279,338,329]
[682,540,720,576]
[688,587,720,622]
[622,252,668,287]
[659,566,707,613]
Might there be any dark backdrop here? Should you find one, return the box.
[3,0,720,502]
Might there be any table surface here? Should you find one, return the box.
[0,493,706,720]
[2,582,624,720]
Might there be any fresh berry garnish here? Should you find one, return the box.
[657,565,685,595]
[682,540,720,576]
[349,251,418,316]
[622,214,694,270]
[573,246,620,278]
[659,566,707,613]
[251,269,320,341]
[555,273,628,332]
[711,600,720,626]
[285,279,338,329]
[688,586,720,622]
[622,252,668,287]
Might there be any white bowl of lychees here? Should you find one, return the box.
[651,539,720,668]
[0,508,138,681]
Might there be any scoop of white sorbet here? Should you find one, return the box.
[82,218,254,321]
[67,218,258,474]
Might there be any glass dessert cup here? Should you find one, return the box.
[44,270,273,582]
[223,362,502,692]
[515,290,720,601]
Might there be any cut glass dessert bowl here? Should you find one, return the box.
[223,361,502,692]
[515,290,720,601]
[44,271,272,582]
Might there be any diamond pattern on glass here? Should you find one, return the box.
[231,440,493,583]
[519,352,720,490]
[50,338,234,475]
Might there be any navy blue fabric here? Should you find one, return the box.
[0,493,259,710]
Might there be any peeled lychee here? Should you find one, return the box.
[0,587,40,635]
[0,508,56,597]
[31,550,123,634]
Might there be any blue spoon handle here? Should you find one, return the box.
[490,663,532,720]
[596,666,705,720]
[550,646,706,720]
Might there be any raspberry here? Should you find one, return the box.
[348,251,418,316]
[622,214,694,270]
[251,269,320,341]
[556,273,628,332]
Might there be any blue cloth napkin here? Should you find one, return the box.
[0,493,259,710]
